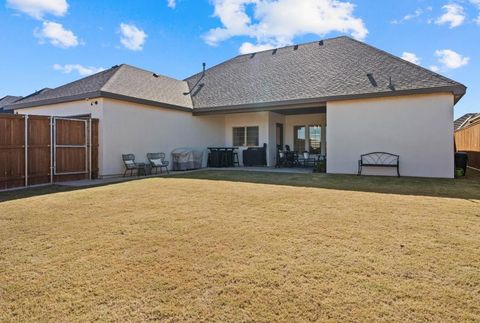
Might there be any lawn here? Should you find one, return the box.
[1,171,479,321]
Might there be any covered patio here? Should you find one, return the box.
[198,104,327,169]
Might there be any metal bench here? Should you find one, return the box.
[358,152,400,177]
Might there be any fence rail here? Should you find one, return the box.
[0,114,98,190]
[455,121,480,169]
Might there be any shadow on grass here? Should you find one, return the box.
[1,168,479,203]
[168,168,480,201]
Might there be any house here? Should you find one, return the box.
[0,95,22,113]
[6,36,466,178]
[454,113,480,131]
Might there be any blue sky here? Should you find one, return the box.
[0,0,478,118]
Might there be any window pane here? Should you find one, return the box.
[294,126,306,152]
[309,125,321,154]
[246,126,259,146]
[233,127,245,146]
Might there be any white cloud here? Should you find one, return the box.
[34,21,79,48]
[470,0,480,7]
[435,49,469,69]
[204,0,368,52]
[391,8,424,24]
[119,23,147,51]
[6,0,68,20]
[53,64,105,76]
[471,0,480,24]
[167,0,176,8]
[239,42,276,54]
[435,4,465,28]
[401,52,420,65]
[429,65,440,72]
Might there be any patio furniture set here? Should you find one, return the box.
[276,145,326,169]
[122,153,169,177]
[207,144,268,167]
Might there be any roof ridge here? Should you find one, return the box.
[345,37,462,87]
[185,35,349,82]
[234,35,349,58]
[99,64,127,92]
[115,64,185,83]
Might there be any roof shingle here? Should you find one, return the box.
[185,36,465,110]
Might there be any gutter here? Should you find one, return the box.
[7,91,193,113]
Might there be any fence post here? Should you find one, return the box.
[89,118,92,180]
[52,117,56,181]
[50,117,54,184]
[24,115,28,187]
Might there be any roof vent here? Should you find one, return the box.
[367,73,377,87]
[250,53,256,58]
[272,49,277,55]
[111,65,120,69]
[153,73,159,78]
[388,77,395,91]
[293,45,299,50]
[319,40,324,46]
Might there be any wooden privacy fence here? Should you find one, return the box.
[0,114,98,190]
[455,121,480,169]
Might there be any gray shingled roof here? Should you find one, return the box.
[9,64,192,110]
[0,95,22,112]
[7,36,466,112]
[454,113,480,131]
[185,36,466,111]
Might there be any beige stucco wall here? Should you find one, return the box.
[267,112,286,166]
[101,98,225,176]
[326,93,455,178]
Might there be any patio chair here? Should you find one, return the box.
[147,152,170,174]
[276,148,287,168]
[122,154,146,177]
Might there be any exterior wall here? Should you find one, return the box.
[101,98,225,176]
[224,112,270,166]
[327,93,455,178]
[14,99,105,175]
[267,112,286,166]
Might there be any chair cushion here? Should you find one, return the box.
[150,158,164,166]
[124,160,134,166]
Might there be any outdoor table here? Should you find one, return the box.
[136,162,148,176]
[207,147,238,167]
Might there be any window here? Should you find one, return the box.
[308,125,321,154]
[232,126,259,147]
[294,126,306,152]
[233,127,245,146]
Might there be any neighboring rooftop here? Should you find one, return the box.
[8,64,193,110]
[0,95,22,112]
[455,113,480,131]
[7,36,466,112]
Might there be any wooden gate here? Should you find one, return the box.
[0,114,98,190]
[455,121,480,169]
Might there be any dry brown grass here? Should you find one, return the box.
[1,172,479,322]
